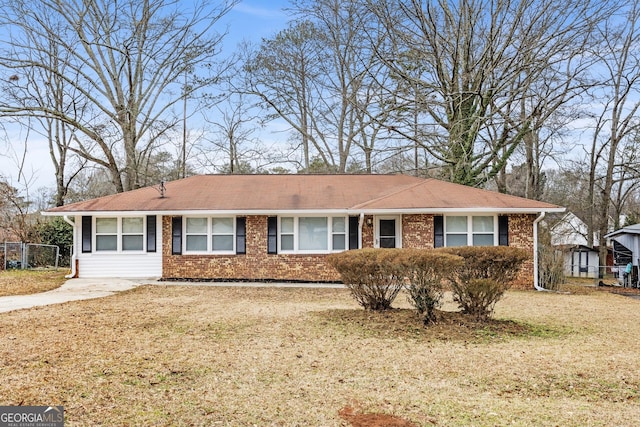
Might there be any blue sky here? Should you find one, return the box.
[224,1,290,48]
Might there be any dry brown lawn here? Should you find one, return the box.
[0,269,67,296]
[0,283,639,426]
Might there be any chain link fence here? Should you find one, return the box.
[1,242,63,270]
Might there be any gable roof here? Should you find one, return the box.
[44,174,564,215]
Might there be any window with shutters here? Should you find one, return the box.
[444,215,497,247]
[278,216,349,253]
[95,217,146,252]
[183,217,238,254]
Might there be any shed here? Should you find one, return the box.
[604,224,640,287]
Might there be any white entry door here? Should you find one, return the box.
[375,216,401,248]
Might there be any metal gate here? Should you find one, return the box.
[2,242,60,270]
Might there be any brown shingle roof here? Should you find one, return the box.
[45,174,563,214]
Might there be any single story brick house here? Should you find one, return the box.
[44,174,564,289]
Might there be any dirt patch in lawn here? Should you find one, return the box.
[315,307,565,342]
[339,403,419,426]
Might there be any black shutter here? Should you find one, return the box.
[498,215,509,246]
[349,216,359,250]
[236,217,246,254]
[267,216,277,254]
[82,216,92,253]
[434,215,444,248]
[171,217,182,255]
[146,215,157,253]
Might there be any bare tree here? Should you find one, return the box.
[244,0,390,173]
[203,93,262,174]
[0,177,38,242]
[0,0,237,192]
[586,0,640,276]
[368,0,612,186]
[4,31,88,206]
[243,21,324,172]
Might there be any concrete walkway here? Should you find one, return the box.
[0,278,345,314]
[0,278,143,314]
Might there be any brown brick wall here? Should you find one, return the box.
[162,215,341,282]
[507,214,536,289]
[161,213,537,288]
[361,215,374,248]
[403,214,435,249]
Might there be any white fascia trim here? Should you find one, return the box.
[42,207,566,217]
[350,207,567,215]
[43,209,355,217]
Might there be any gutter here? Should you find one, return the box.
[358,213,364,249]
[63,215,77,279]
[533,212,547,291]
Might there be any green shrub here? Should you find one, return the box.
[36,217,73,267]
[397,249,463,324]
[327,248,405,310]
[439,246,529,319]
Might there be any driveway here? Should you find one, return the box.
[0,278,345,314]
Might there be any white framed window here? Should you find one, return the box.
[122,217,144,251]
[472,216,494,246]
[212,218,234,251]
[95,217,118,251]
[445,215,496,247]
[184,217,236,253]
[281,217,294,251]
[299,217,328,251]
[186,217,208,252]
[332,217,346,250]
[95,217,145,252]
[279,216,348,253]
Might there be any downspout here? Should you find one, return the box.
[63,215,77,279]
[533,212,547,291]
[358,213,364,249]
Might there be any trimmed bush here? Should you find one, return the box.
[439,246,529,319]
[397,249,464,324]
[327,248,405,310]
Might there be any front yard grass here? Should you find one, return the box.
[0,268,67,296]
[0,285,639,426]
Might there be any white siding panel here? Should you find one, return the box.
[77,252,162,278]
[71,214,163,278]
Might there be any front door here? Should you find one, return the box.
[376,216,400,248]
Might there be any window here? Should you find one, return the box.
[445,216,468,247]
[186,218,208,251]
[299,217,328,251]
[445,215,496,247]
[332,217,346,250]
[279,216,348,253]
[472,216,494,246]
[281,217,294,251]
[212,218,234,251]
[122,217,144,251]
[95,217,145,252]
[184,217,236,253]
[95,218,117,251]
